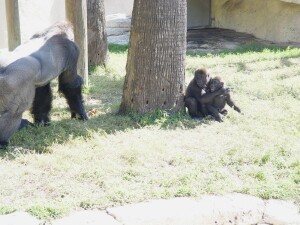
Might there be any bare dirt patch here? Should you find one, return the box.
[187,28,300,53]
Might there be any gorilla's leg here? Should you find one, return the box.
[31,83,52,126]
[220,109,228,116]
[58,41,88,120]
[0,112,22,148]
[207,105,223,122]
[18,119,33,130]
[185,97,203,118]
[59,74,88,120]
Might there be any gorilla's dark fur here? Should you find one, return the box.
[0,21,88,148]
[184,68,228,118]
[206,76,241,122]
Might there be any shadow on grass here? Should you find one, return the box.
[0,74,206,156]
[3,111,204,156]
[108,44,128,53]
[187,43,300,57]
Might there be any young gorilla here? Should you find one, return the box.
[206,76,241,122]
[0,21,88,148]
[184,68,229,118]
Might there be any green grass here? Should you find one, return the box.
[0,44,299,220]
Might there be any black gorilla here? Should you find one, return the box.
[184,68,229,118]
[206,76,241,122]
[0,21,88,148]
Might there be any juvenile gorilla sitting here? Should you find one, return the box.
[0,21,88,148]
[184,68,229,118]
[206,76,241,122]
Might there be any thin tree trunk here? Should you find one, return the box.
[5,0,21,51]
[119,0,187,114]
[87,0,108,66]
[65,0,89,86]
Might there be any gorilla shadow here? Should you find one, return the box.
[2,113,136,155]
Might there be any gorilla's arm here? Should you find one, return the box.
[198,87,230,104]
[207,105,224,122]
[226,93,241,113]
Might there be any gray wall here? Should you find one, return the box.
[187,0,211,28]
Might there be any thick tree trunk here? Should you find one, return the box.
[119,0,187,114]
[65,0,89,86]
[5,0,21,51]
[87,0,108,66]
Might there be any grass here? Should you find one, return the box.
[0,43,299,220]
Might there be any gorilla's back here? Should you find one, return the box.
[0,21,74,65]
[0,21,76,87]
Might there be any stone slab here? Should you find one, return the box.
[51,210,121,225]
[107,28,130,37]
[108,34,130,45]
[0,212,41,225]
[263,199,300,225]
[106,14,131,28]
[107,193,266,225]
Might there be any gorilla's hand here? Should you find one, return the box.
[218,87,230,95]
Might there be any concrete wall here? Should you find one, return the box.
[0,0,65,48]
[104,0,133,16]
[18,0,65,42]
[211,0,300,43]
[0,0,134,49]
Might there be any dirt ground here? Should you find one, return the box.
[187,28,300,53]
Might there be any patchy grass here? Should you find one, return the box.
[0,44,299,220]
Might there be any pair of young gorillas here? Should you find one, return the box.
[185,68,241,122]
[0,22,241,148]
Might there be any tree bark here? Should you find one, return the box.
[5,0,21,51]
[119,0,187,114]
[87,0,108,66]
[65,0,89,86]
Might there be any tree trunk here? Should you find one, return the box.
[119,0,187,114]
[65,0,89,86]
[87,0,108,66]
[5,0,21,51]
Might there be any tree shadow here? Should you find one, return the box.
[2,110,205,157]
[108,44,128,53]
[0,116,133,158]
[0,74,204,157]
[187,43,300,57]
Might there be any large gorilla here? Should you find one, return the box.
[0,21,88,148]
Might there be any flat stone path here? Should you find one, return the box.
[0,193,299,225]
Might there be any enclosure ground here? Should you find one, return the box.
[0,40,299,221]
